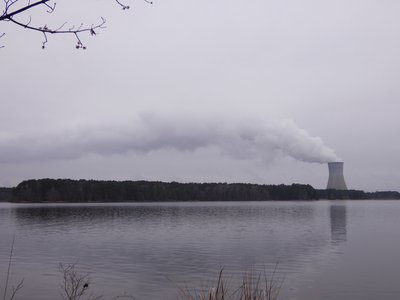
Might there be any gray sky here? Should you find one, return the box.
[1,0,400,191]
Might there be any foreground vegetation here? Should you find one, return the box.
[178,268,282,300]
[3,265,282,300]
[3,240,282,300]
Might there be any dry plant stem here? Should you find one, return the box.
[3,236,14,300]
[177,268,227,300]
[179,266,283,300]
[7,280,23,300]
[264,263,284,300]
[3,236,24,300]
[215,268,225,300]
[59,263,101,300]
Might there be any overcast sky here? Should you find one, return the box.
[1,0,400,191]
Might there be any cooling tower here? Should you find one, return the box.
[326,162,348,190]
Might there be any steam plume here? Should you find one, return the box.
[0,114,340,164]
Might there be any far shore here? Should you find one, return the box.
[1,179,399,203]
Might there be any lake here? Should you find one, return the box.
[1,200,400,299]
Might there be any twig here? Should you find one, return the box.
[9,279,24,300]
[3,235,23,300]
[3,235,15,300]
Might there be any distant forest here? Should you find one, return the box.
[0,179,399,203]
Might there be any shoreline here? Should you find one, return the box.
[1,179,400,203]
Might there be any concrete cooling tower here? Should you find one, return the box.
[327,162,348,190]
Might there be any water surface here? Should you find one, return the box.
[1,200,400,299]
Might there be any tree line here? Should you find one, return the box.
[316,189,400,200]
[1,179,399,203]
[9,179,317,202]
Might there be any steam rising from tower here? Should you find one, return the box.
[0,114,342,166]
[327,162,348,190]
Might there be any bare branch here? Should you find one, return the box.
[1,0,154,48]
[0,0,50,21]
[41,30,47,48]
[115,0,130,10]
[6,16,106,49]
[43,1,55,13]
[0,32,4,48]
[2,0,20,16]
[54,21,67,31]
[116,0,153,10]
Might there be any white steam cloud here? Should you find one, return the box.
[0,114,340,164]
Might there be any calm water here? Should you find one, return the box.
[1,200,400,299]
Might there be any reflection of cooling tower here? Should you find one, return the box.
[330,204,347,243]
[327,162,348,190]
